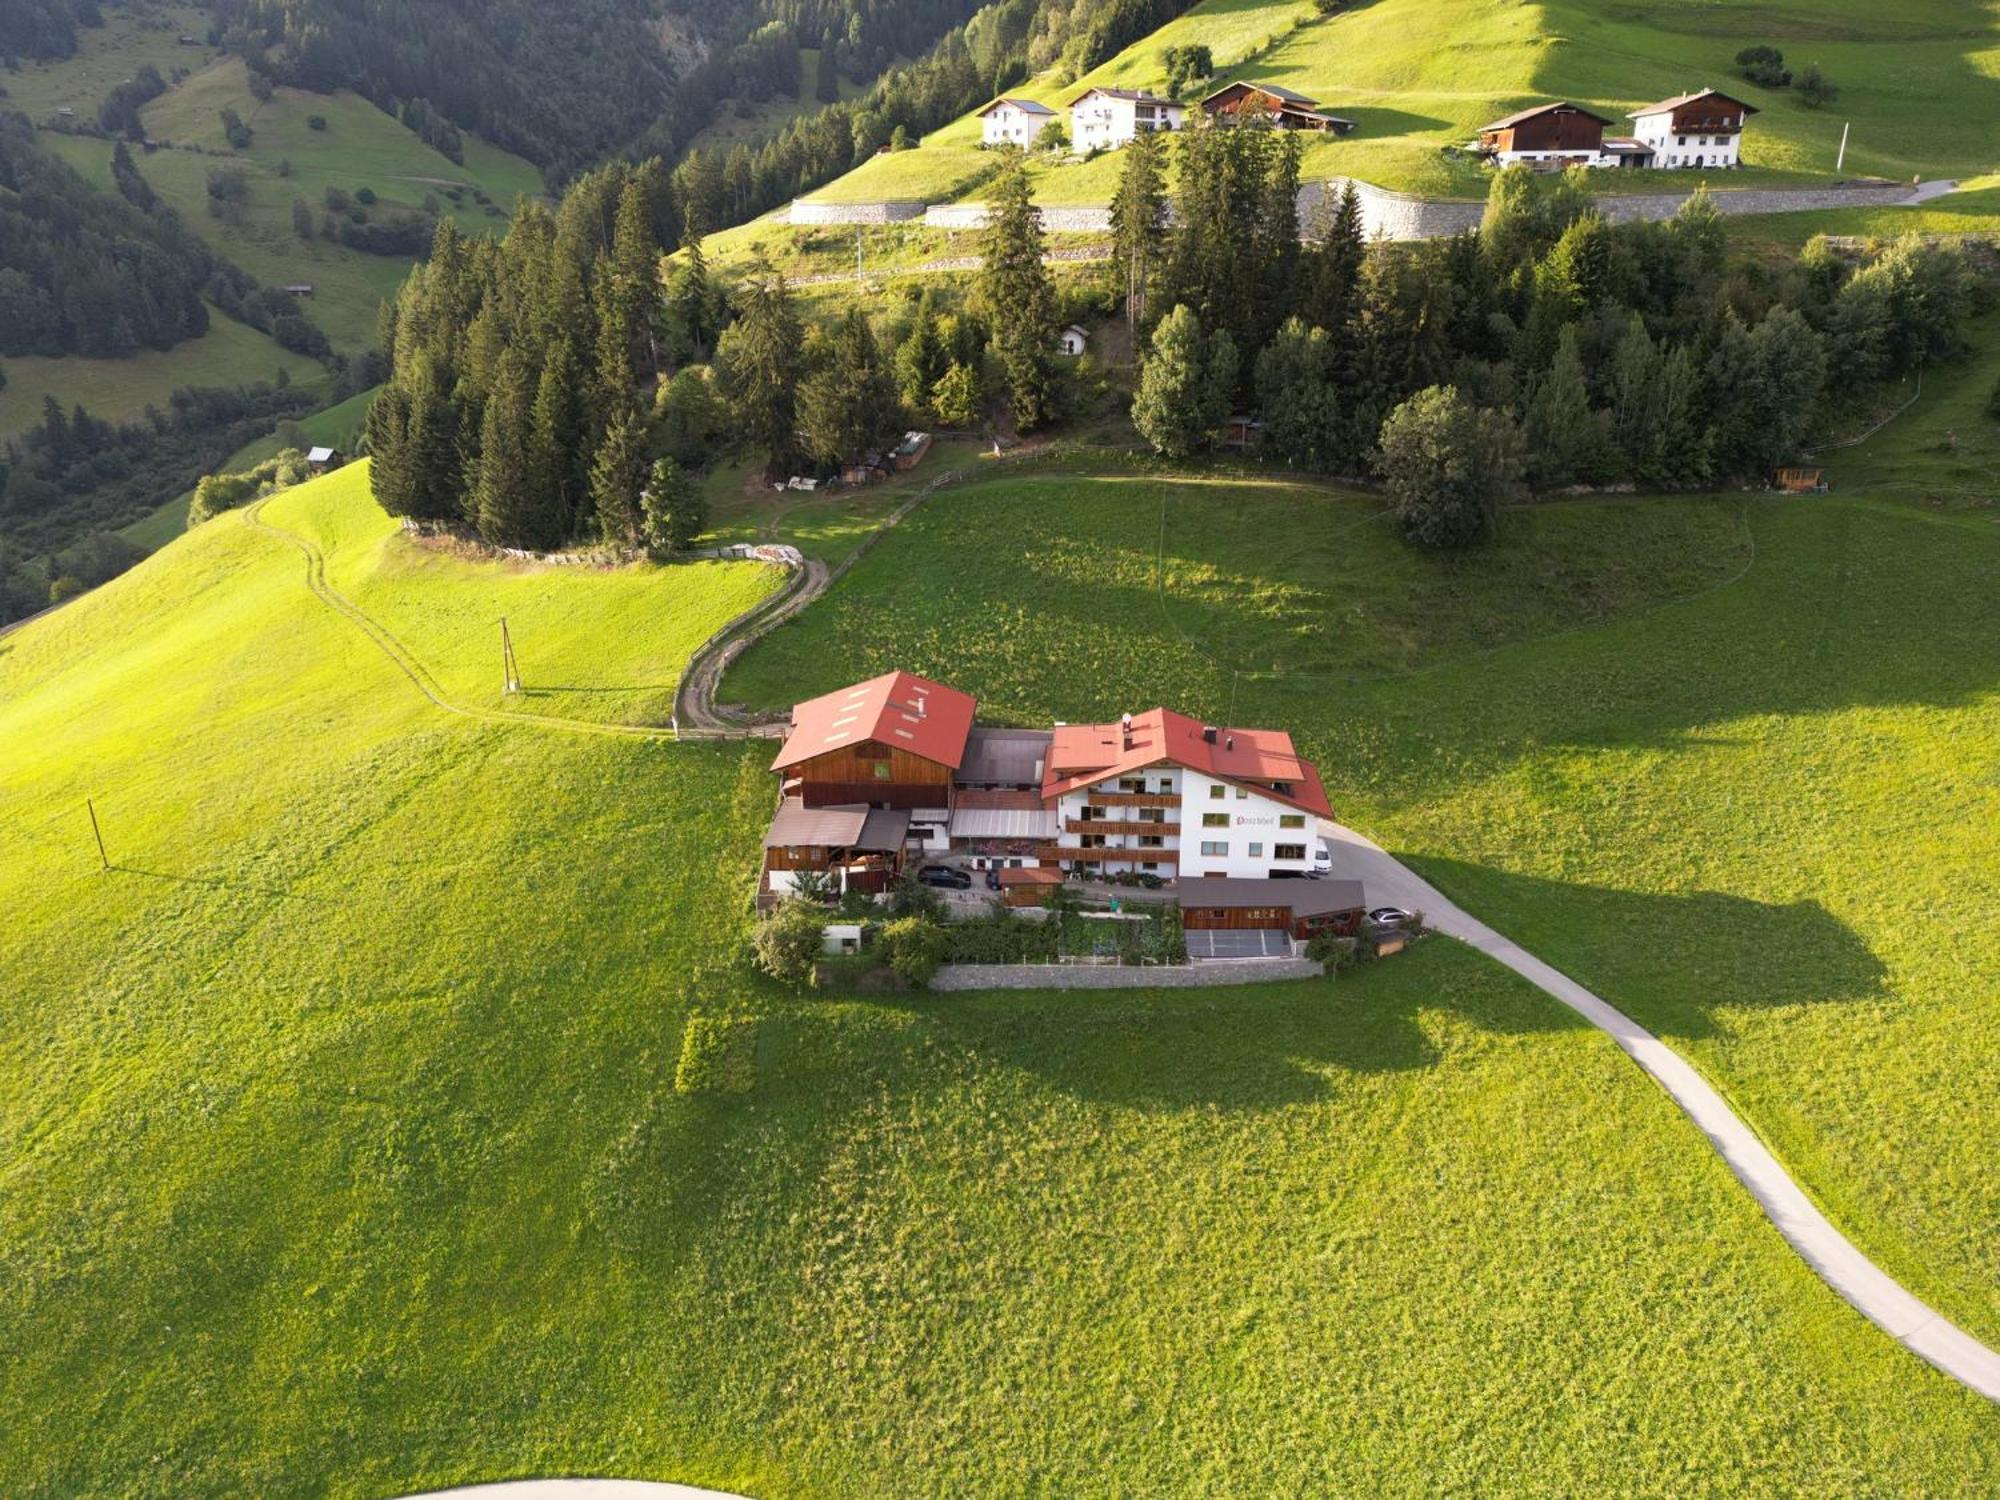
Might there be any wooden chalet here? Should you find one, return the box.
[1199,82,1353,134]
[1476,101,1613,161]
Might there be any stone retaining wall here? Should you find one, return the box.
[804,177,1918,241]
[931,958,1323,990]
[787,198,927,226]
[1301,176,1917,242]
[925,203,1112,232]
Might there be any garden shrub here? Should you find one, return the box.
[752,898,824,986]
[674,1013,758,1095]
[877,916,947,988]
[1306,931,1360,975]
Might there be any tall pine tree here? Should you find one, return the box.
[1108,127,1166,332]
[977,152,1058,432]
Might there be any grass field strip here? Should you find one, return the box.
[243,498,687,742]
[1149,484,1762,684]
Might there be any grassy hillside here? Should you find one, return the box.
[0,301,329,443]
[115,388,380,550]
[82,57,545,352]
[723,332,2000,1351]
[0,0,216,120]
[795,0,2000,206]
[5,463,1998,1492]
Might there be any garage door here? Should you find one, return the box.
[1185,929,1291,959]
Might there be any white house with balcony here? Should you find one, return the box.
[1067,87,1183,153]
[1038,709,1331,880]
[1627,88,1757,169]
[979,95,1057,147]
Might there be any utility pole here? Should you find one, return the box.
[85,798,108,871]
[501,617,521,695]
[1835,122,1849,175]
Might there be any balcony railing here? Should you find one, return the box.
[1079,792,1178,808]
[1037,845,1179,865]
[1066,819,1178,836]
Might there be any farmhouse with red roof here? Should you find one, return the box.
[759,673,1337,900]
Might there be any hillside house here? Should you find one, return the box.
[1198,82,1353,133]
[1057,324,1088,356]
[980,96,1056,147]
[1628,88,1756,169]
[1069,87,1184,152]
[305,446,342,473]
[1476,102,1615,168]
[1040,708,1332,880]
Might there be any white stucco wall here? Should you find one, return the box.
[1632,113,1743,169]
[982,104,1049,146]
[1178,771,1316,879]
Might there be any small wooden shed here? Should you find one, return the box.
[1773,467,1827,493]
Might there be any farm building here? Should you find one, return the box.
[760,672,1359,921]
[1475,102,1616,168]
[1628,88,1756,169]
[979,96,1056,147]
[305,446,343,473]
[1198,82,1353,133]
[1057,324,1089,356]
[762,799,911,900]
[1040,708,1332,881]
[841,455,893,486]
[1069,87,1183,152]
[1774,466,1828,493]
[1177,877,1365,944]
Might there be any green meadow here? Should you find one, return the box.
[101,57,543,352]
[723,335,2000,1353]
[4,460,1998,1493]
[877,0,2000,204]
[0,0,216,121]
[0,301,329,442]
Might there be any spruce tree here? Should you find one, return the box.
[590,409,647,544]
[528,338,585,537]
[721,263,803,472]
[977,153,1059,431]
[931,361,984,429]
[1299,181,1364,333]
[473,351,560,548]
[799,307,898,466]
[893,293,949,418]
[1108,127,1166,331]
[1522,325,1611,490]
[642,456,708,554]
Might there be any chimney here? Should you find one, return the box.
[1121,711,1133,750]
[1202,725,1218,744]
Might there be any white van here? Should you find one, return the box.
[1311,840,1333,877]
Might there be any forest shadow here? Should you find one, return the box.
[900,866,1887,1110]
[1408,855,1893,1041]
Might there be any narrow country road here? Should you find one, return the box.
[1318,818,2000,1402]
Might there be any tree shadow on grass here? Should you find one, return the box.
[109,863,303,900]
[898,871,1887,1110]
[1406,855,1893,1044]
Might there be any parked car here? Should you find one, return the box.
[919,864,973,889]
[1312,841,1333,876]
[1367,906,1413,928]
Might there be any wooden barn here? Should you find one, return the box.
[769,670,977,812]
[1476,102,1613,166]
[1199,82,1353,134]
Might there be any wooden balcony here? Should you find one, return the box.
[1083,792,1178,809]
[1066,819,1178,836]
[1037,845,1179,865]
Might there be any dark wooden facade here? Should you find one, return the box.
[1659,96,1749,135]
[790,742,954,810]
[1183,902,1362,939]
[1480,105,1608,156]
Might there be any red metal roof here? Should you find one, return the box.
[1041,708,1333,817]
[770,671,978,772]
